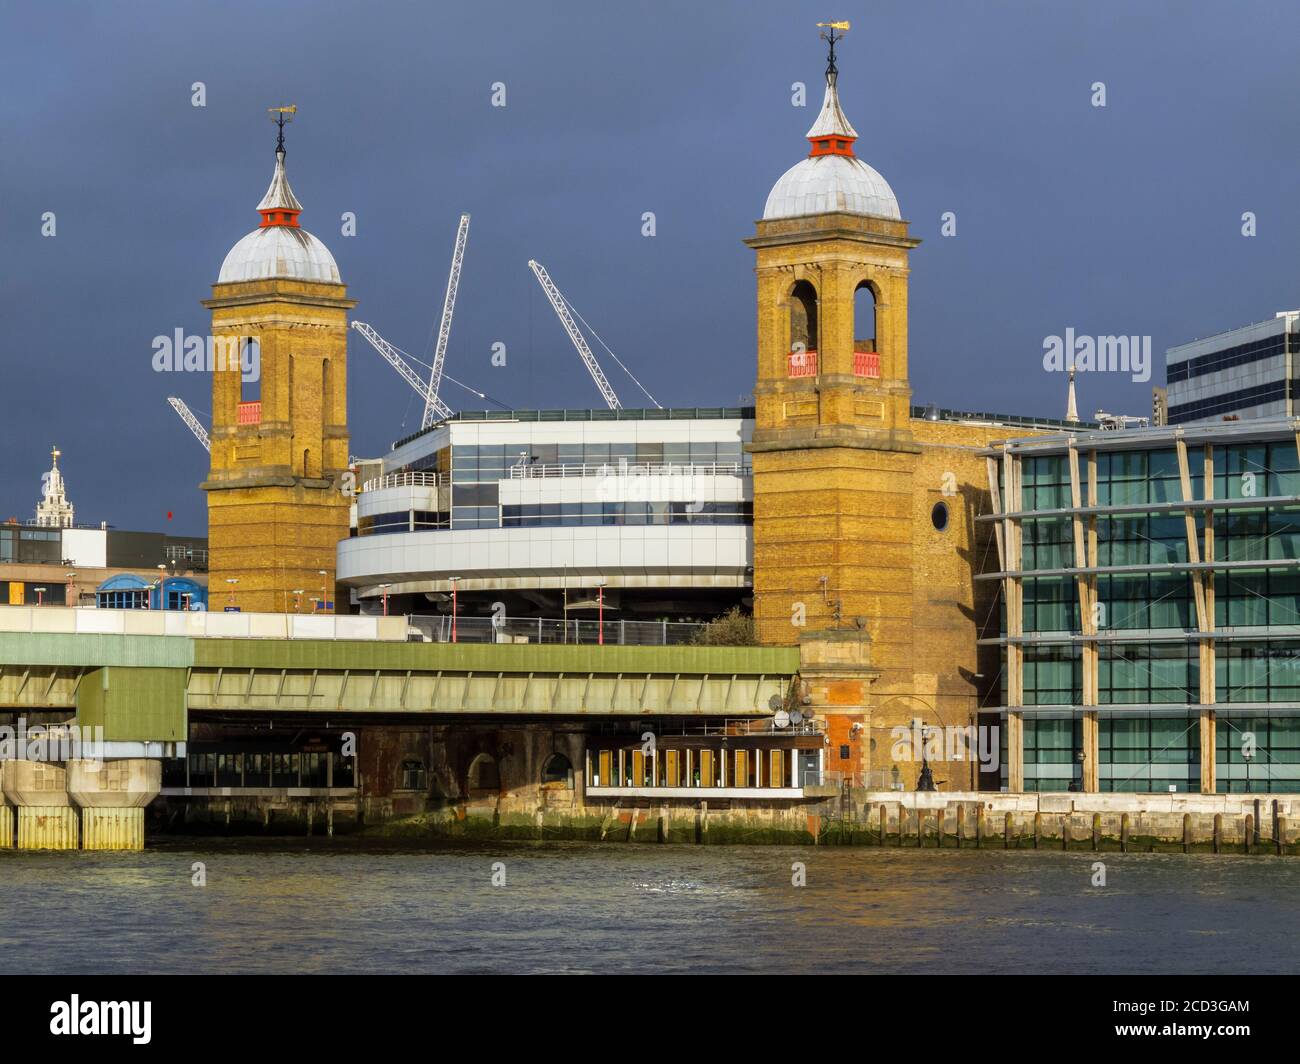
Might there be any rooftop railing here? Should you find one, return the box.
[361,471,450,492]
[508,461,750,480]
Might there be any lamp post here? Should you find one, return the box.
[318,570,329,614]
[379,583,392,617]
[448,576,460,643]
[65,571,76,608]
[33,586,46,607]
[157,563,168,610]
[225,577,239,610]
[292,589,304,614]
[595,579,606,645]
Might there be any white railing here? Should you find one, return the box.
[405,614,708,646]
[509,461,750,480]
[361,471,449,492]
[0,605,411,642]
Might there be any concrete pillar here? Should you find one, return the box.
[1199,709,1216,794]
[1006,710,1024,792]
[66,759,161,852]
[2,760,78,850]
[1081,711,1099,792]
[0,764,11,849]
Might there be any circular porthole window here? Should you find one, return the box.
[931,501,950,532]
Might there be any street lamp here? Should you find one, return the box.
[318,570,329,614]
[379,583,392,617]
[33,586,47,606]
[292,589,304,614]
[595,579,607,645]
[225,577,239,610]
[157,563,168,610]
[448,576,461,643]
[65,571,76,608]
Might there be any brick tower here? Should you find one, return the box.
[747,28,921,673]
[201,110,353,614]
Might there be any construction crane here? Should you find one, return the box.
[424,213,470,429]
[351,321,505,416]
[351,321,452,420]
[530,259,668,412]
[168,397,210,452]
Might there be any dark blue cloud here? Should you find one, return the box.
[2,0,1296,533]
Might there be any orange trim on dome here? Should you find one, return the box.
[258,209,301,229]
[808,135,855,158]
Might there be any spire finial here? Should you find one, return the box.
[257,108,304,227]
[1066,367,1080,423]
[806,23,858,156]
[268,104,297,155]
[817,20,851,82]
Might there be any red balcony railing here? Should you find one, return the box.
[237,401,262,426]
[854,351,881,379]
[787,350,818,377]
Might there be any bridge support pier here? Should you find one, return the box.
[67,759,161,852]
[3,761,78,850]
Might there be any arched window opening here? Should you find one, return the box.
[789,281,818,354]
[399,759,427,791]
[853,282,881,379]
[468,753,500,792]
[854,282,877,352]
[541,753,572,785]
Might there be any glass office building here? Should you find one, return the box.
[982,419,1300,793]
[1165,311,1300,424]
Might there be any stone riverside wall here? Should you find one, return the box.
[350,789,1300,853]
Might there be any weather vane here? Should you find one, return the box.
[267,104,297,153]
[817,21,850,78]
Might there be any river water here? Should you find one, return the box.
[1,841,1297,974]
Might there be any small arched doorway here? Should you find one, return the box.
[467,752,500,794]
[541,753,572,786]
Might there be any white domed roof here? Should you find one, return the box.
[764,154,900,221]
[217,148,341,284]
[762,67,900,222]
[219,225,340,284]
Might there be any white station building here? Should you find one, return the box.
[336,407,754,625]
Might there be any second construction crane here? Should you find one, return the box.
[168,397,210,452]
[528,260,661,411]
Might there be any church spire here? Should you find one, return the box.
[1066,367,1080,423]
[35,445,75,529]
[807,21,857,156]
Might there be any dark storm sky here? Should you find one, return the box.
[3,0,1298,535]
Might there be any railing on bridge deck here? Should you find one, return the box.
[405,614,708,647]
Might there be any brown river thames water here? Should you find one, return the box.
[1,841,1298,974]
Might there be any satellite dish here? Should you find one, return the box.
[768,694,783,712]
[773,710,790,729]
[789,708,804,725]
